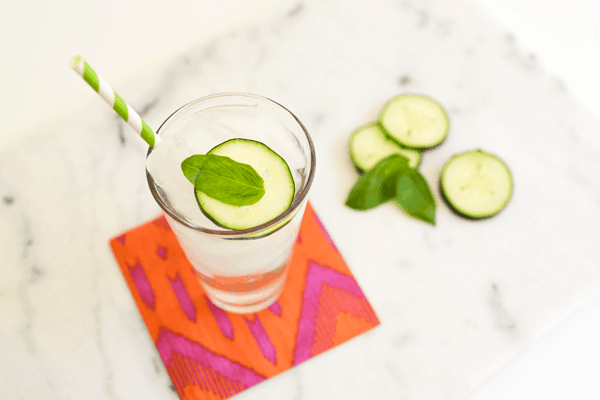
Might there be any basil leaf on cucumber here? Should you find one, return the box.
[182,154,266,206]
[184,139,295,231]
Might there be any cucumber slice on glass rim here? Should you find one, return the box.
[380,95,449,149]
[440,150,512,219]
[196,139,295,230]
[349,123,422,172]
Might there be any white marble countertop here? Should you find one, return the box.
[1,0,600,399]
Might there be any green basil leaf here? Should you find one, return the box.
[181,154,265,206]
[395,169,436,225]
[181,155,205,183]
[345,154,409,210]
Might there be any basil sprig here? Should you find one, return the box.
[396,169,436,225]
[181,154,265,206]
[346,155,409,210]
[345,154,436,225]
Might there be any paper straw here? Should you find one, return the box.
[70,55,161,148]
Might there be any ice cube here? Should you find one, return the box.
[177,106,258,151]
[146,136,214,226]
[176,112,224,153]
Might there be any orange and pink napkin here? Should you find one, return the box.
[110,202,379,399]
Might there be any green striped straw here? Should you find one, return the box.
[70,55,161,148]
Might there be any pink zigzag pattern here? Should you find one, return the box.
[127,259,155,310]
[244,314,277,366]
[168,274,197,322]
[292,260,377,366]
[206,295,234,340]
[268,300,282,317]
[310,283,378,355]
[156,328,266,398]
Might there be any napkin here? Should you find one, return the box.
[110,202,379,399]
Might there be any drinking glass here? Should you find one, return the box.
[146,93,316,313]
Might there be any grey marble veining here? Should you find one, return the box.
[1,0,600,399]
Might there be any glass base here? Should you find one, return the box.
[200,268,288,314]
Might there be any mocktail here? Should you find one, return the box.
[146,93,315,313]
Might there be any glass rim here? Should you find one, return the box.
[146,92,316,239]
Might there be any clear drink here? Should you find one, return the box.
[146,93,315,313]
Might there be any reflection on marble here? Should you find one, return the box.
[1,0,599,398]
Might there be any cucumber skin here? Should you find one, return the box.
[351,150,422,174]
[349,123,422,173]
[195,189,231,229]
[439,150,513,220]
[379,94,449,150]
[194,189,292,236]
[381,124,448,151]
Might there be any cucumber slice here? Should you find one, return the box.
[380,95,448,149]
[196,139,295,230]
[440,150,512,219]
[350,123,422,172]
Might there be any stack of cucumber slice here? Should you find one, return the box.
[350,95,448,172]
[348,94,512,221]
[350,124,422,171]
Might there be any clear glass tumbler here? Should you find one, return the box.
[146,93,316,314]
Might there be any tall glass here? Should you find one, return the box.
[146,93,316,314]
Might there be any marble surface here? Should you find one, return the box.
[1,0,600,399]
